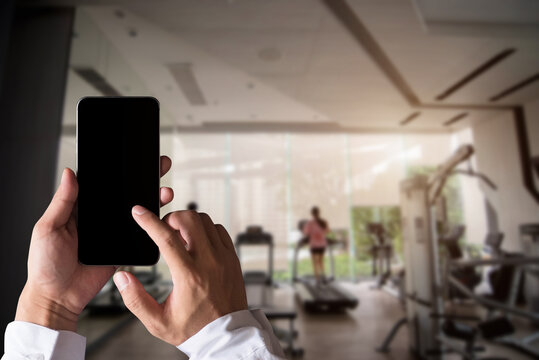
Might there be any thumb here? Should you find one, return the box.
[113,271,163,334]
[41,168,78,228]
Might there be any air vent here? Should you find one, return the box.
[166,63,207,106]
[400,112,421,126]
[435,48,516,101]
[72,67,121,96]
[489,72,539,102]
[443,112,468,127]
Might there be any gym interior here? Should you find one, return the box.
[1,0,539,359]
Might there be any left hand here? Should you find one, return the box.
[15,156,174,332]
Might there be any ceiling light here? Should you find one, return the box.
[114,10,125,19]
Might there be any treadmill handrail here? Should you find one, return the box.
[235,230,274,285]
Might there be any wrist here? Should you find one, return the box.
[15,286,79,332]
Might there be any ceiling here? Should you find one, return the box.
[31,0,539,133]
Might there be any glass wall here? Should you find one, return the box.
[289,135,350,279]
[162,132,485,281]
[55,130,487,282]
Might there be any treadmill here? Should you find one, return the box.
[85,266,168,314]
[235,226,304,357]
[292,235,359,312]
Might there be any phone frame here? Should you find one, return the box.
[76,96,161,266]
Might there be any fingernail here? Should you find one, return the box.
[61,168,69,183]
[132,205,147,216]
[113,272,129,291]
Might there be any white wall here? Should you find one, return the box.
[472,102,539,252]
[451,129,488,246]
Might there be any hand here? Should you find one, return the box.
[113,208,248,345]
[15,156,175,332]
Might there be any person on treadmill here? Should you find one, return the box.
[303,206,329,284]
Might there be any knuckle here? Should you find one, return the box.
[184,210,200,222]
[188,272,205,288]
[162,212,177,227]
[198,212,211,221]
[33,220,52,236]
[146,319,165,338]
[171,211,183,223]
[124,294,142,312]
[208,254,222,271]
[164,211,202,231]
[160,231,177,248]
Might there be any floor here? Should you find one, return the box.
[84,281,536,360]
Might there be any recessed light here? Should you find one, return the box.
[114,10,125,19]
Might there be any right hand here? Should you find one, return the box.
[113,207,248,345]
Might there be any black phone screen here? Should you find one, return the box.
[77,97,160,265]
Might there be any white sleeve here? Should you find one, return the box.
[2,321,86,360]
[177,309,286,360]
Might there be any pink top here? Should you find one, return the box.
[304,219,328,249]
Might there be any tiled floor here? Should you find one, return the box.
[85,282,536,359]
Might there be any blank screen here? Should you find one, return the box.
[77,97,160,265]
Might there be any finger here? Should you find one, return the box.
[159,187,174,207]
[40,168,78,229]
[216,224,235,251]
[199,213,222,249]
[163,211,212,255]
[132,206,191,269]
[113,272,164,336]
[160,156,172,177]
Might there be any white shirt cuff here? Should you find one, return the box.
[3,321,86,360]
[177,309,285,359]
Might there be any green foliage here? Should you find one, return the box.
[273,165,465,282]
[350,206,403,263]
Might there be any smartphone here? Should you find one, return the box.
[76,97,160,265]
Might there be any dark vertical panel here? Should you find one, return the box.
[0,6,74,352]
[0,0,15,88]
[484,200,500,233]
[514,106,539,205]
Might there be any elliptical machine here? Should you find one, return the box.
[367,223,393,288]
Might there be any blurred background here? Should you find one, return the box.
[1,0,538,359]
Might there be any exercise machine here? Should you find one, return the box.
[82,266,170,354]
[293,223,358,312]
[367,223,393,288]
[438,225,482,300]
[521,224,539,320]
[235,226,304,357]
[86,266,166,314]
[377,144,539,359]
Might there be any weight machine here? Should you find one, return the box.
[377,144,539,359]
